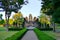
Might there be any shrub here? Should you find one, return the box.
[5,28,27,40]
[38,28,53,31]
[34,28,56,40]
[8,27,23,31]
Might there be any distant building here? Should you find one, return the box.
[25,14,38,22]
[33,17,37,21]
[29,14,32,22]
[25,16,28,22]
[24,13,38,27]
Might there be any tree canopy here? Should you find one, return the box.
[41,0,60,23]
[39,14,50,25]
[13,12,24,27]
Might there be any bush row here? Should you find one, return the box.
[34,28,56,40]
[38,28,53,31]
[8,27,23,31]
[5,28,27,40]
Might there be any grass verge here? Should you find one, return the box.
[34,28,56,40]
[0,27,6,31]
[42,31,56,39]
[5,28,27,40]
[0,31,18,40]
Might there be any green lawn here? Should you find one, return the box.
[56,25,60,29]
[0,27,6,31]
[55,24,60,29]
[0,27,27,40]
[0,31,18,40]
[42,31,56,39]
[0,27,18,40]
[6,28,27,40]
[34,28,56,40]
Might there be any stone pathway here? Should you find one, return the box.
[56,37,60,40]
[56,33,60,40]
[21,30,38,40]
[55,28,60,40]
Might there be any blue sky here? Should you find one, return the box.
[0,0,42,19]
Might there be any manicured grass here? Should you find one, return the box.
[42,31,56,39]
[0,31,18,40]
[5,28,27,40]
[34,28,56,40]
[56,25,60,29]
[0,27,6,31]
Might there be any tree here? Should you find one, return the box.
[13,12,24,28]
[0,14,5,26]
[41,0,54,16]
[9,19,14,25]
[41,0,60,22]
[0,19,5,25]
[39,14,50,28]
[41,0,60,32]
[0,0,28,31]
[0,14,3,20]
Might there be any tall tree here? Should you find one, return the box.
[39,14,50,28]
[41,0,60,32]
[41,0,60,22]
[13,12,24,28]
[0,0,28,31]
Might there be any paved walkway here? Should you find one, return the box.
[55,33,60,40]
[27,26,35,30]
[55,28,60,40]
[21,30,38,40]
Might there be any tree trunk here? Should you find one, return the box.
[53,22,55,32]
[5,11,10,31]
[44,23,45,28]
[8,16,9,27]
[5,11,8,31]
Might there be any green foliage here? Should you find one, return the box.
[41,0,60,23]
[0,14,3,18]
[2,0,9,6]
[18,0,24,5]
[39,14,50,25]
[0,27,6,31]
[13,12,24,27]
[8,26,23,31]
[5,28,27,40]
[41,0,54,15]
[53,0,60,9]
[16,17,24,25]
[0,19,5,24]
[52,7,60,23]
[0,31,18,40]
[34,28,56,40]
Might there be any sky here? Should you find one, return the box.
[0,0,42,19]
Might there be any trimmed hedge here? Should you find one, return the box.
[34,28,56,40]
[5,28,27,40]
[8,27,23,31]
[38,28,53,31]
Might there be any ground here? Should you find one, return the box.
[21,30,38,40]
[0,26,59,40]
[0,27,18,40]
